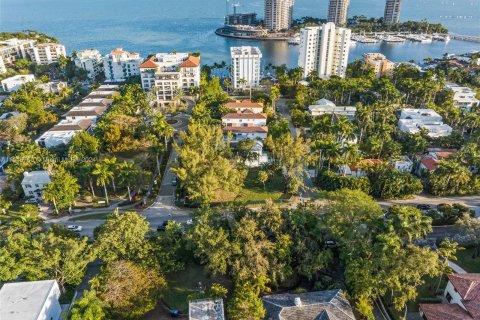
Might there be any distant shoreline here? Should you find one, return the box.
[214,27,293,41]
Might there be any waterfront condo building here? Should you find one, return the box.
[103,48,142,82]
[0,57,6,74]
[231,46,262,89]
[384,0,402,24]
[298,23,351,79]
[28,43,66,65]
[264,0,294,31]
[327,0,350,26]
[139,53,201,105]
[363,53,396,78]
[74,49,104,81]
[0,38,36,65]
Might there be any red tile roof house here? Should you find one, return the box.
[224,99,264,113]
[420,273,480,320]
[221,110,268,142]
[417,149,458,176]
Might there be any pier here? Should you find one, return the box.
[450,34,480,43]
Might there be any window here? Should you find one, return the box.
[445,292,452,303]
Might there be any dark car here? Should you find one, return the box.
[416,204,431,210]
[157,220,174,232]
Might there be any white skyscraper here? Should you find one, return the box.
[264,0,295,31]
[103,48,142,82]
[28,43,66,65]
[74,49,104,81]
[298,23,351,79]
[327,0,350,26]
[384,0,402,24]
[231,46,262,89]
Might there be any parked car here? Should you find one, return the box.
[157,220,174,232]
[416,204,431,210]
[25,198,38,204]
[186,218,194,225]
[67,225,83,232]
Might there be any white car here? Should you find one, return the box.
[67,225,83,232]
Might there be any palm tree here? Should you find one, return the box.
[223,78,231,94]
[173,88,186,107]
[269,86,281,113]
[103,157,118,194]
[43,183,59,215]
[92,162,114,205]
[436,240,461,291]
[118,161,138,202]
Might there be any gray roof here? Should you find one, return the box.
[189,298,225,320]
[262,289,355,320]
[0,280,59,320]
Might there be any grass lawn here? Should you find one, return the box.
[455,247,480,272]
[163,263,231,313]
[213,168,286,204]
[70,212,112,221]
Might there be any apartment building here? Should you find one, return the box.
[103,48,142,82]
[74,49,104,81]
[1,74,35,92]
[447,84,480,112]
[327,0,350,26]
[0,56,6,74]
[363,53,396,78]
[28,43,66,65]
[384,0,403,24]
[0,38,36,65]
[264,0,294,31]
[397,108,452,138]
[140,53,201,105]
[231,46,262,89]
[298,23,351,79]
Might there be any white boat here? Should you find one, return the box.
[288,36,300,45]
[380,35,405,43]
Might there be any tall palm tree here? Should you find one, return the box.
[103,157,118,193]
[118,161,138,202]
[43,183,59,215]
[92,162,114,206]
[223,78,231,94]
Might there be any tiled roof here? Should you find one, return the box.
[224,99,264,109]
[49,119,92,131]
[223,126,268,134]
[64,106,106,117]
[179,55,200,68]
[140,56,158,68]
[420,303,473,320]
[448,274,480,318]
[421,157,439,171]
[222,112,267,120]
[262,289,355,320]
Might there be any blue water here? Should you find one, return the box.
[1,0,479,66]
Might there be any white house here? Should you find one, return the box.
[420,273,480,320]
[398,108,452,138]
[103,48,142,82]
[245,141,269,167]
[222,111,268,141]
[393,156,413,173]
[74,49,104,81]
[21,170,51,200]
[140,53,201,105]
[447,84,480,112]
[1,74,35,92]
[308,99,356,120]
[0,280,62,320]
[338,159,383,177]
[36,81,67,94]
[28,43,66,65]
[64,105,107,122]
[224,100,264,113]
[35,119,93,148]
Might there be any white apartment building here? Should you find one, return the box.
[0,280,62,320]
[28,43,66,65]
[447,84,480,112]
[21,171,51,200]
[398,108,453,138]
[74,49,104,81]
[35,119,93,148]
[0,38,36,65]
[103,48,142,82]
[363,53,396,78]
[298,23,351,79]
[308,98,356,120]
[327,0,350,26]
[1,74,35,92]
[140,53,201,105]
[264,0,295,31]
[231,46,262,89]
[0,56,6,74]
[384,0,403,24]
[222,110,268,141]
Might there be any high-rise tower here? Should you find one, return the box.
[264,0,295,31]
[384,0,402,24]
[327,0,350,26]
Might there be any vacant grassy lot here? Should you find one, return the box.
[455,247,480,272]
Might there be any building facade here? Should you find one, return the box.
[103,48,142,82]
[140,53,201,105]
[0,38,36,65]
[363,53,396,78]
[384,0,402,24]
[222,110,268,141]
[1,74,35,92]
[447,84,480,112]
[28,43,66,65]
[21,171,51,200]
[74,49,104,81]
[264,0,294,31]
[225,13,257,26]
[327,0,350,26]
[0,56,6,74]
[298,23,351,79]
[231,46,262,89]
